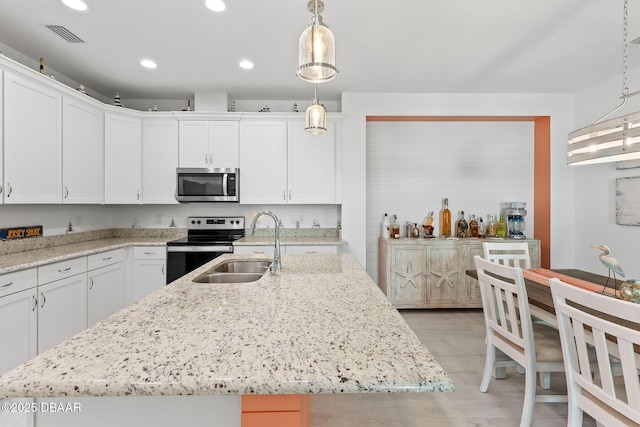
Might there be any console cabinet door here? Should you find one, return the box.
[462,243,484,307]
[426,245,462,307]
[3,71,62,204]
[389,246,427,308]
[62,96,104,204]
[104,112,142,203]
[37,274,88,354]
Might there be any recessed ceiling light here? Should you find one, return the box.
[61,0,88,11]
[140,59,158,69]
[205,0,226,12]
[239,60,254,70]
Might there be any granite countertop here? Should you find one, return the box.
[0,253,454,398]
[234,236,347,246]
[0,237,172,274]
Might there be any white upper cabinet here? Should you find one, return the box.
[239,121,288,204]
[3,71,62,204]
[104,112,142,204]
[178,121,239,168]
[142,119,179,204]
[62,96,104,204]
[239,119,337,204]
[287,121,335,204]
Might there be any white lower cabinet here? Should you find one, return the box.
[133,247,166,302]
[87,250,125,326]
[37,272,88,354]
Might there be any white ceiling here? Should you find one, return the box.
[0,0,638,102]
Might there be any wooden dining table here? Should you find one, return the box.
[465,268,639,332]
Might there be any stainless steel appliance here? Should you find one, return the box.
[166,216,245,283]
[175,168,239,202]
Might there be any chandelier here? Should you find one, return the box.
[568,0,640,165]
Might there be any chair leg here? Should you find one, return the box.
[539,371,551,389]
[520,368,537,427]
[480,343,495,392]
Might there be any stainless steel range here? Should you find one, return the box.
[166,216,245,284]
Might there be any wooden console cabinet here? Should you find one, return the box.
[378,238,540,309]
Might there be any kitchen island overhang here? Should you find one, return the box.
[0,253,454,398]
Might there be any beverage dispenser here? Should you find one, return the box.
[504,202,527,239]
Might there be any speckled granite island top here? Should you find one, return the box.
[0,253,454,398]
[233,235,346,246]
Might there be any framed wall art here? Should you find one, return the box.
[616,176,640,225]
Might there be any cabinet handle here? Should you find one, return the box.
[102,256,112,261]
[289,190,292,200]
[283,190,286,201]
[137,191,140,200]
[144,251,154,255]
[306,251,317,254]
[32,295,38,311]
[1,282,13,288]
[40,292,46,309]
[161,264,165,275]
[204,154,208,164]
[7,183,12,198]
[58,267,72,273]
[89,277,94,290]
[0,184,3,195]
[64,186,69,199]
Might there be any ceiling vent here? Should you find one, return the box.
[46,25,85,43]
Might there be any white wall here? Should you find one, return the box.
[341,93,576,273]
[572,64,640,279]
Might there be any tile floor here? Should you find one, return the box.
[309,309,597,427]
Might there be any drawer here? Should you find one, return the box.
[0,268,37,297]
[134,246,166,260]
[233,246,270,255]
[87,249,124,271]
[38,257,87,285]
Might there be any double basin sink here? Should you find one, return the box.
[193,260,272,283]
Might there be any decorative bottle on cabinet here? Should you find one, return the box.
[496,213,507,237]
[486,214,497,237]
[381,213,390,238]
[456,211,468,238]
[390,215,400,239]
[469,215,479,237]
[440,198,452,237]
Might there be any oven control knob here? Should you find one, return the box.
[190,220,195,224]
[197,220,201,224]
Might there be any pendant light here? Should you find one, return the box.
[568,0,640,165]
[297,0,337,83]
[305,85,327,134]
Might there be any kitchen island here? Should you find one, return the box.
[0,253,454,426]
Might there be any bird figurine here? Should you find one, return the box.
[592,245,625,295]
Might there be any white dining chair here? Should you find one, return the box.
[474,255,567,427]
[550,278,640,427]
[483,241,531,269]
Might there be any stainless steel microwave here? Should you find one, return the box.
[175,168,239,202]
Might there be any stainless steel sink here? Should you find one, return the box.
[212,260,272,274]
[192,260,273,283]
[193,272,265,283]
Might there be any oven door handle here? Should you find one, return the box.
[166,245,234,253]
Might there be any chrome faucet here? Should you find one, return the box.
[250,210,281,274]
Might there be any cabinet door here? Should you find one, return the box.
[37,274,88,354]
[133,259,165,302]
[285,245,338,254]
[178,121,210,167]
[462,243,484,307]
[88,263,125,326]
[62,96,104,204]
[3,71,62,204]
[288,121,335,203]
[143,119,179,204]
[210,121,239,168]
[104,113,142,203]
[0,288,38,374]
[389,246,427,308]
[0,69,3,204]
[239,121,288,204]
[426,245,462,306]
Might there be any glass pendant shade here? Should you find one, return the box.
[567,111,640,165]
[305,100,327,134]
[297,17,337,83]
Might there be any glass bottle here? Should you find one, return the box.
[456,211,468,238]
[486,214,497,237]
[496,213,507,237]
[478,216,485,238]
[469,214,479,238]
[411,223,420,238]
[440,198,451,237]
[390,214,400,239]
[381,213,390,238]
